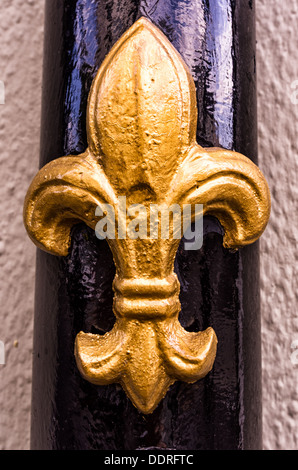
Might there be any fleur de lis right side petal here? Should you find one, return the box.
[167,145,271,251]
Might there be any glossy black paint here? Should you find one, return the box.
[31,0,261,450]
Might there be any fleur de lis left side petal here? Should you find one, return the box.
[23,17,271,414]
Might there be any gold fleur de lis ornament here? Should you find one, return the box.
[24,18,270,414]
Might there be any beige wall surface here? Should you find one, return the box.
[0,0,44,450]
[0,0,297,450]
[257,0,298,450]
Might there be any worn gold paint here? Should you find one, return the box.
[23,18,271,414]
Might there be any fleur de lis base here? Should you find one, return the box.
[24,18,270,414]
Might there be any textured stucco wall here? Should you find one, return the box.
[257,0,298,450]
[0,0,297,450]
[0,0,44,450]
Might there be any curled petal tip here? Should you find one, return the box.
[74,330,125,385]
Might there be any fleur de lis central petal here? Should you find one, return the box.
[24,18,271,414]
